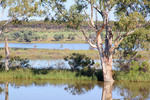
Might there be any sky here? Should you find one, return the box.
[0,0,116,21]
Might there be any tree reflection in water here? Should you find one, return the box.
[0,80,150,100]
[102,82,114,100]
[64,82,95,95]
[5,82,9,100]
[0,86,3,94]
[115,82,150,100]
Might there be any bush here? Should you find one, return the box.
[11,30,47,42]
[9,56,30,69]
[68,34,75,40]
[130,60,149,73]
[0,55,3,69]
[53,34,64,41]
[64,53,95,70]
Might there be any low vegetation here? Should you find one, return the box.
[0,52,150,81]
[0,48,100,59]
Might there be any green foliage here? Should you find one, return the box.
[130,61,149,73]
[8,0,44,19]
[64,53,95,70]
[0,55,3,69]
[53,34,64,41]
[10,18,22,25]
[0,69,98,81]
[68,34,75,40]
[11,30,47,42]
[115,0,150,18]
[116,27,150,71]
[114,12,145,32]
[0,87,4,94]
[31,68,49,75]
[44,17,50,22]
[9,56,30,69]
[115,70,150,81]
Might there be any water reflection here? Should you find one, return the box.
[102,82,113,100]
[0,80,150,100]
[64,81,95,95]
[0,43,93,50]
[115,82,150,100]
[5,82,9,100]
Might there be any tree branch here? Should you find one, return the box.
[111,30,135,52]
[96,25,105,39]
[81,28,97,48]
[84,10,95,30]
[93,5,103,17]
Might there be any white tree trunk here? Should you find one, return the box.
[101,56,114,81]
[5,37,9,71]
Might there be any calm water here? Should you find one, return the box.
[29,59,118,70]
[0,80,150,100]
[0,43,97,50]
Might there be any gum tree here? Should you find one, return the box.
[0,0,43,71]
[41,0,149,81]
[76,0,149,81]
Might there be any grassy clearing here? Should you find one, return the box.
[0,48,100,60]
[0,48,149,60]
[2,28,87,43]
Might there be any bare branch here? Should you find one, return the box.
[81,28,97,48]
[93,5,103,17]
[87,39,97,48]
[81,28,88,41]
[96,25,105,38]
[84,10,95,30]
[111,30,135,52]
[2,18,13,27]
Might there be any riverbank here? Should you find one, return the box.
[0,68,150,81]
[0,68,98,81]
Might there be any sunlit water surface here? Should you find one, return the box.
[1,80,149,100]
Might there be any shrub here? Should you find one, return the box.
[11,30,47,42]
[130,60,149,73]
[53,34,64,41]
[68,34,75,40]
[9,56,30,69]
[0,55,3,69]
[64,53,95,70]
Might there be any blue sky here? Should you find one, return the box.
[0,1,116,21]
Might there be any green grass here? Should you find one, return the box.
[114,71,150,82]
[1,28,87,43]
[0,68,97,81]
[0,48,100,59]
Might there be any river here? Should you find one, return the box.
[0,43,97,50]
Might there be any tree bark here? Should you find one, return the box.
[101,56,114,81]
[102,81,114,100]
[5,36,9,71]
